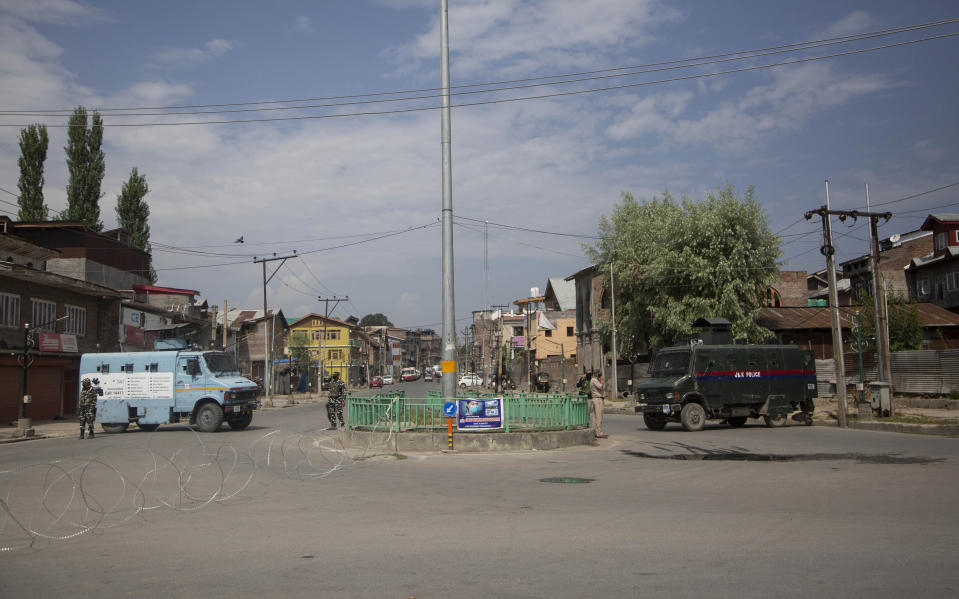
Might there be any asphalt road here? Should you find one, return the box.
[1,381,957,598]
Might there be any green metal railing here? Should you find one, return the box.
[347,392,589,432]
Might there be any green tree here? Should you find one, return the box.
[586,184,781,352]
[115,167,156,282]
[855,289,923,351]
[63,106,105,230]
[359,313,393,327]
[16,124,50,221]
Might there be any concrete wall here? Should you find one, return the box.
[46,257,149,290]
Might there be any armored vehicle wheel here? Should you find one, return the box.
[763,412,787,428]
[195,402,224,433]
[727,416,747,428]
[643,413,668,431]
[227,412,253,430]
[137,422,160,432]
[680,403,706,432]
[101,422,129,434]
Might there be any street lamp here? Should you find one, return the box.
[19,315,70,435]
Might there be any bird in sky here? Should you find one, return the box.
[235,236,244,243]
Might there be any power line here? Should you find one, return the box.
[5,17,955,115]
[455,215,600,239]
[3,30,957,128]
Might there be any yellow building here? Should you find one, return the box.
[287,314,353,383]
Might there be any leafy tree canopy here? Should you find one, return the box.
[17,123,49,221]
[585,184,781,353]
[854,289,923,352]
[63,106,105,231]
[359,313,393,327]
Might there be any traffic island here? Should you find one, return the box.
[345,393,594,453]
[342,427,596,453]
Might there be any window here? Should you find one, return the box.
[764,287,782,307]
[935,232,947,251]
[566,326,574,336]
[311,330,321,341]
[544,329,552,337]
[918,279,930,297]
[513,326,523,336]
[98,364,110,374]
[326,330,340,340]
[947,272,959,292]
[0,292,19,328]
[30,298,56,331]
[64,304,86,336]
[328,349,343,361]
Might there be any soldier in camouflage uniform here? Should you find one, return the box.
[78,378,97,439]
[326,371,346,429]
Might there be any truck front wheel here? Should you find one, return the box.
[195,402,224,433]
[643,413,668,431]
[680,403,706,432]
[763,413,787,428]
[227,412,253,430]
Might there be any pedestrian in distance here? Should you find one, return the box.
[326,371,346,430]
[78,378,97,439]
[590,371,608,439]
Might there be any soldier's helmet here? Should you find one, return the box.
[82,378,91,385]
[332,372,340,379]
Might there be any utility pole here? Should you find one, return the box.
[18,323,33,436]
[805,184,891,428]
[865,183,892,388]
[440,0,457,399]
[610,263,618,402]
[222,300,228,350]
[317,295,348,387]
[254,252,296,405]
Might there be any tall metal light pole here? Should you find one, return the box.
[610,263,618,401]
[440,0,457,399]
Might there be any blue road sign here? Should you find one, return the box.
[442,401,457,417]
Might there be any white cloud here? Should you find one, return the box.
[387,0,680,77]
[294,15,313,33]
[607,62,893,150]
[153,39,234,65]
[912,139,944,163]
[816,10,876,39]
[0,0,106,26]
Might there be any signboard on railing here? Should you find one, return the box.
[457,397,503,431]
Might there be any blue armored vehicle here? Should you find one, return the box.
[80,350,260,433]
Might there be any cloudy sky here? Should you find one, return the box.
[1,0,957,330]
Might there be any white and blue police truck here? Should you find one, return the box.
[80,351,260,434]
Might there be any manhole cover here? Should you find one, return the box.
[539,477,594,484]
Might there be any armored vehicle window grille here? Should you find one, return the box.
[121,363,134,373]
[150,363,158,372]
[99,364,109,374]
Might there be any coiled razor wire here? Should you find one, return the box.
[0,424,370,553]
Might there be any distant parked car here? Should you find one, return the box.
[382,374,394,385]
[458,373,483,388]
[424,371,434,382]
[369,376,383,388]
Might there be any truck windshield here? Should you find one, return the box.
[204,352,240,376]
[648,351,690,377]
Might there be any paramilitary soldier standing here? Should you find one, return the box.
[78,378,97,439]
[326,371,346,430]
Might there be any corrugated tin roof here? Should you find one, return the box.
[545,277,576,311]
[759,303,959,331]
